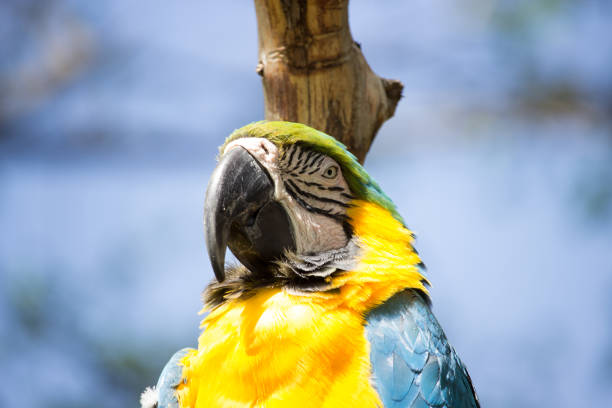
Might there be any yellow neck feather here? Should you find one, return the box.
[332,200,428,311]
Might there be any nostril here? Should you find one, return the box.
[261,142,269,155]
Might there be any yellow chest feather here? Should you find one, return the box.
[177,289,381,408]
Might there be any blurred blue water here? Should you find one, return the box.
[1,1,611,407]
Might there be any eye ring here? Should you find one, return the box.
[322,165,339,179]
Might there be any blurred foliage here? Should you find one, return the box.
[518,80,589,116]
[573,166,612,224]
[493,0,573,35]
[2,263,177,407]
[0,0,94,138]
[6,269,51,336]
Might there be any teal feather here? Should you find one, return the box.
[155,348,193,408]
[366,290,479,408]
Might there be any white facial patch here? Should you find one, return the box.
[224,137,279,169]
[223,138,286,201]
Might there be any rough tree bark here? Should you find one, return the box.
[254,0,403,163]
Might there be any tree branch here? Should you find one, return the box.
[254,0,403,163]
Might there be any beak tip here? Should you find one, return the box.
[213,267,225,282]
[207,239,227,282]
[209,256,226,282]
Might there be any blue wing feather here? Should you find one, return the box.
[155,348,193,408]
[366,290,479,408]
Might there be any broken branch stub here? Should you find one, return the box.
[254,0,403,163]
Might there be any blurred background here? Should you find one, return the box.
[1,0,611,406]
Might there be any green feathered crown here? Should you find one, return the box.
[223,121,404,224]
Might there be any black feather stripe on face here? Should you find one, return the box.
[279,144,353,223]
[286,179,350,208]
[283,181,347,223]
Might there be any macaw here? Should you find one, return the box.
[141,121,479,408]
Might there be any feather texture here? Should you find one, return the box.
[366,290,479,408]
[155,348,193,408]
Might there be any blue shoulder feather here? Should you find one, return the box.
[155,348,193,408]
[365,290,479,408]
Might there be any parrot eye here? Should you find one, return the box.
[322,165,339,179]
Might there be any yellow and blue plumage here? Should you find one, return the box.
[144,121,479,408]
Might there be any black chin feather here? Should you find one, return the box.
[202,239,361,308]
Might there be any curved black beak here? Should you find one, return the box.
[204,147,295,281]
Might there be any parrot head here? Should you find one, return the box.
[204,121,424,304]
